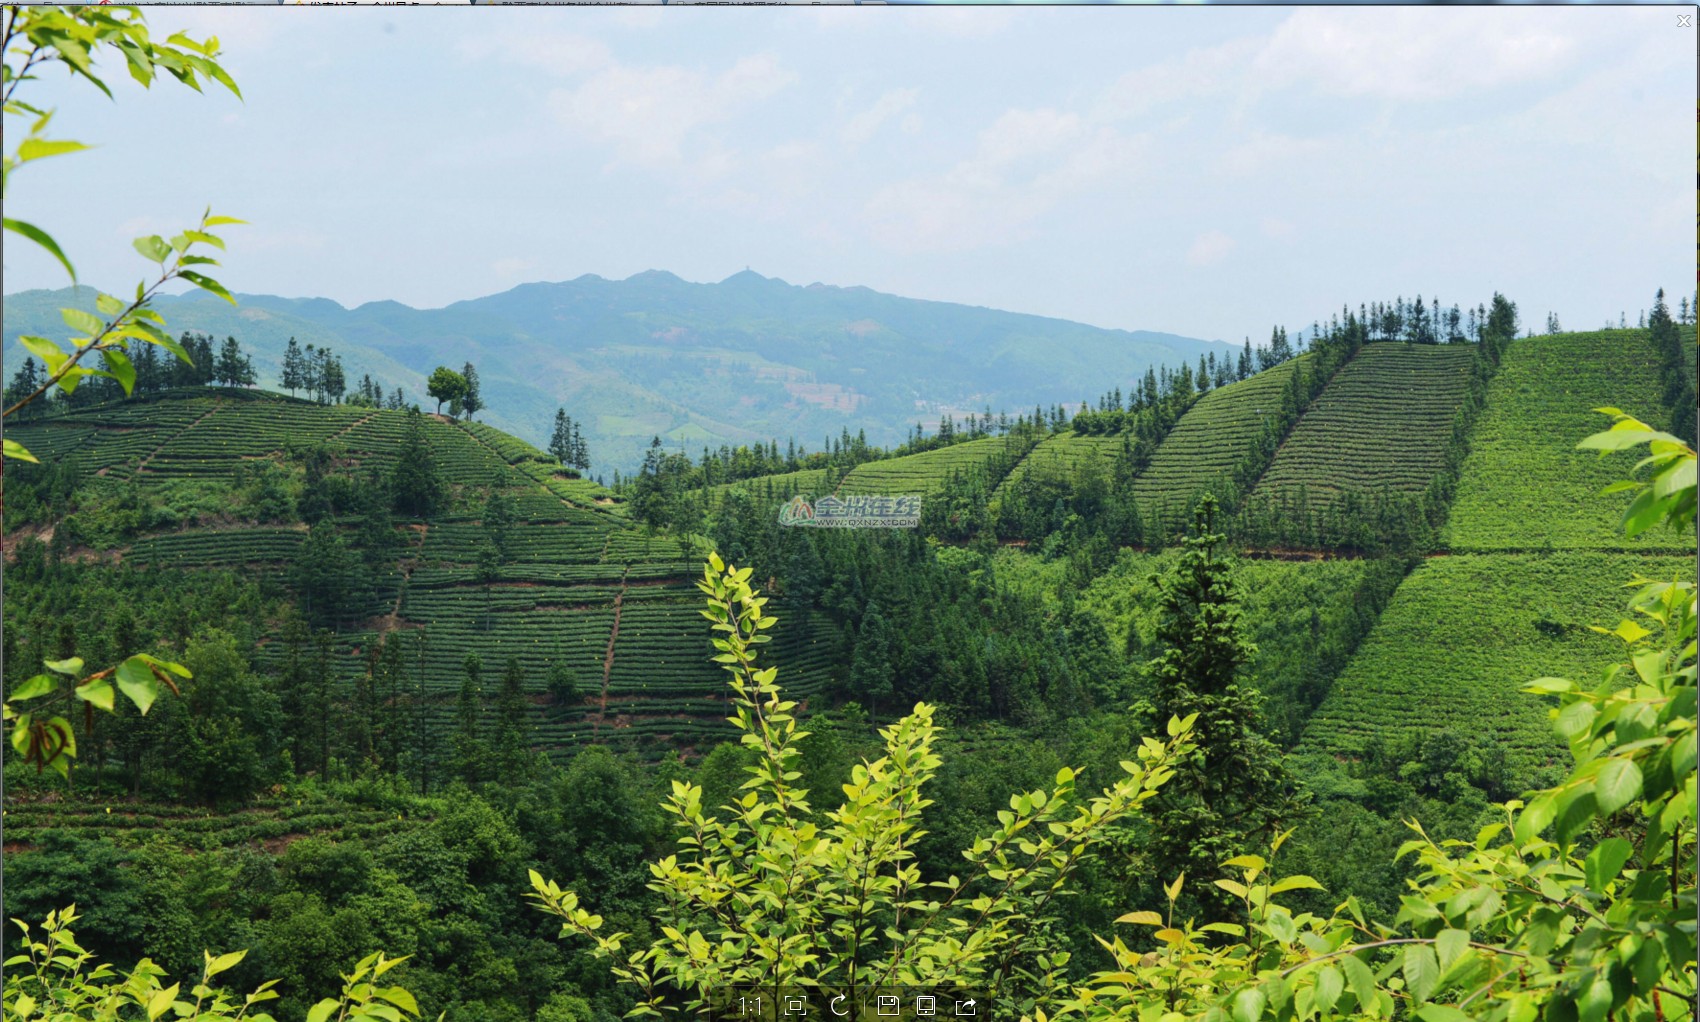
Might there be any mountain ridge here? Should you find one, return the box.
[4,271,1227,473]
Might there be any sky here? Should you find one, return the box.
[3,6,1694,342]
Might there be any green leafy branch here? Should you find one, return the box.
[532,554,1198,1021]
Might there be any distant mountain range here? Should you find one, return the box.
[4,271,1227,473]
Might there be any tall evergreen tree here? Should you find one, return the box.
[849,604,895,723]
[491,657,533,784]
[1140,495,1307,921]
[281,337,306,396]
[460,361,482,419]
[453,653,486,787]
[550,409,573,464]
[390,409,443,518]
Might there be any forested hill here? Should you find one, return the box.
[1,273,1225,474]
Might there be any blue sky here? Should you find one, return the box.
[4,6,1693,341]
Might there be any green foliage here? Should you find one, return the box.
[2,905,428,1022]
[425,366,466,416]
[531,553,1198,1018]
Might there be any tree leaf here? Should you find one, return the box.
[4,218,76,282]
[8,675,56,702]
[17,138,92,162]
[74,677,115,712]
[115,657,162,715]
[1434,928,1470,971]
[4,439,41,464]
[1402,944,1440,1003]
[133,234,172,263]
[306,999,338,1022]
[1593,758,1642,817]
[1583,836,1633,893]
[1312,965,1343,1016]
[43,657,83,676]
[1114,910,1163,926]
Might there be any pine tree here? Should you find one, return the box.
[1141,495,1307,921]
[460,361,482,420]
[281,337,305,396]
[214,336,244,386]
[550,409,572,464]
[491,657,533,783]
[848,604,895,723]
[453,653,486,787]
[391,409,443,518]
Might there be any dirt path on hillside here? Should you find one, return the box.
[595,564,631,729]
[327,411,376,444]
[134,401,223,475]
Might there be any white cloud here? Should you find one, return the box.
[842,88,919,146]
[1098,37,1261,121]
[492,256,532,277]
[547,53,795,169]
[1252,9,1577,101]
[457,32,612,77]
[861,106,1142,254]
[1186,230,1236,267]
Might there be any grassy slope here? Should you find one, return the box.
[1253,343,1477,509]
[6,390,834,761]
[1298,552,1692,780]
[1442,330,1692,552]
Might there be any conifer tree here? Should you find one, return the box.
[1141,495,1306,920]
[491,657,533,783]
[390,409,443,518]
[281,337,305,396]
[454,653,486,786]
[460,361,482,419]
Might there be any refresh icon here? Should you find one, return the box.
[829,995,850,1017]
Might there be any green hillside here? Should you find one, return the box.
[994,431,1128,494]
[1252,343,1478,511]
[836,435,1024,497]
[702,467,836,509]
[4,390,836,761]
[1128,356,1307,526]
[1296,551,1691,780]
[1443,330,1693,552]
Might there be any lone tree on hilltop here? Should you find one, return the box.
[427,365,467,416]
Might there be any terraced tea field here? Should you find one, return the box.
[9,391,839,761]
[0,794,412,853]
[1252,344,1477,510]
[1442,331,1692,553]
[995,432,1128,493]
[1297,552,1694,780]
[702,467,837,509]
[837,436,1022,497]
[1130,356,1306,528]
